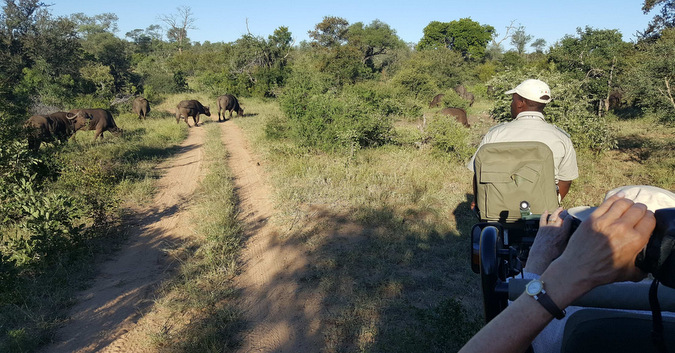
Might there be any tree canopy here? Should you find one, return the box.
[417,18,495,60]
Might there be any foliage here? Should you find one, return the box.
[489,69,617,151]
[308,16,349,48]
[391,66,438,100]
[549,27,633,115]
[1,178,82,269]
[625,27,675,121]
[642,0,675,38]
[279,65,392,151]
[426,113,473,161]
[346,20,405,72]
[439,91,470,110]
[510,25,532,55]
[417,18,495,61]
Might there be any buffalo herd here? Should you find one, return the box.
[25,108,123,150]
[26,88,477,151]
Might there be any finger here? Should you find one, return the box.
[540,210,551,227]
[547,207,564,226]
[633,210,656,241]
[616,202,648,229]
[591,193,627,220]
[596,197,636,224]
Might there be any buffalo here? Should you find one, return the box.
[68,108,123,141]
[132,97,151,120]
[439,107,470,128]
[429,94,445,108]
[454,84,475,107]
[176,100,210,127]
[216,94,244,121]
[25,112,85,150]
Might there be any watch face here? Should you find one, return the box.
[527,280,543,295]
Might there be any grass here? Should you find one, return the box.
[3,92,671,352]
[235,98,484,352]
[144,120,242,352]
[0,102,188,352]
[232,97,674,352]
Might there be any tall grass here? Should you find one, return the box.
[236,98,483,352]
[234,97,674,352]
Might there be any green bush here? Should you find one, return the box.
[426,113,473,161]
[1,178,82,269]
[347,81,422,118]
[440,91,469,110]
[56,157,120,227]
[279,69,393,151]
[264,114,290,140]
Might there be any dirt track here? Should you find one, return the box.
[40,119,321,352]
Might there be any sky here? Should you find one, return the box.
[47,0,654,51]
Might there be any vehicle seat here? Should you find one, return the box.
[561,308,675,353]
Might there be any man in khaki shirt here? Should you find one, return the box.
[467,79,578,205]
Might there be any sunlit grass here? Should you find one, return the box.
[146,121,242,353]
[233,97,674,352]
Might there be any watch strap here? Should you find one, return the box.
[534,290,566,320]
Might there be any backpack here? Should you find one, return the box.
[474,141,559,222]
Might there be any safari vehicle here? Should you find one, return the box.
[469,141,675,352]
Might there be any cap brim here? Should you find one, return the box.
[504,89,516,95]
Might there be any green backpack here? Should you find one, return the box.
[474,141,559,222]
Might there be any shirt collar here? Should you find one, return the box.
[514,111,546,121]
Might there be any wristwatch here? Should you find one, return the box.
[525,279,566,319]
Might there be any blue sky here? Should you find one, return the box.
[48,0,653,51]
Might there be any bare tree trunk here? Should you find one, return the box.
[663,77,675,109]
[603,56,616,114]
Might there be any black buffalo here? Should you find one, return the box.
[25,112,85,150]
[68,108,123,141]
[132,97,150,120]
[440,107,470,128]
[216,94,244,121]
[176,100,210,127]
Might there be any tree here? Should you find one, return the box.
[642,0,675,38]
[159,6,196,53]
[549,26,632,115]
[417,18,495,61]
[627,27,675,120]
[531,38,547,53]
[345,19,404,71]
[1,0,82,112]
[70,12,118,38]
[125,24,162,54]
[308,16,349,48]
[510,25,532,54]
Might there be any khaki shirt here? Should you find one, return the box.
[467,111,579,182]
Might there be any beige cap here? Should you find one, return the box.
[505,79,552,103]
[568,185,675,222]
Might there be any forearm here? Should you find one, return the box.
[459,259,588,353]
[558,180,572,200]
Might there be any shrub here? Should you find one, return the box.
[1,178,82,269]
[440,91,469,110]
[264,114,290,140]
[426,113,473,162]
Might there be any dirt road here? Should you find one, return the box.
[40,119,321,352]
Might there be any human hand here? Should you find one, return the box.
[524,207,572,275]
[553,194,655,293]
